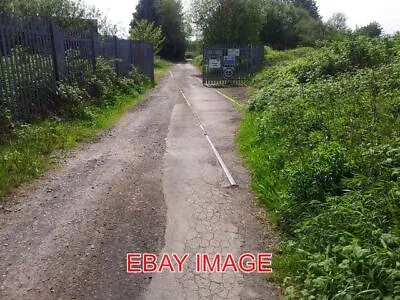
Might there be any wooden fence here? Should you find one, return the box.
[0,14,154,120]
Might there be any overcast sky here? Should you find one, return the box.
[84,0,400,37]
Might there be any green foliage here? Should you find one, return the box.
[327,12,348,31]
[130,20,165,55]
[0,0,118,34]
[290,0,320,19]
[355,22,383,38]
[186,40,202,57]
[156,0,187,60]
[0,93,145,200]
[154,58,173,83]
[0,57,171,201]
[131,0,157,23]
[184,52,194,59]
[291,36,398,83]
[193,55,203,68]
[239,36,400,298]
[55,81,90,117]
[59,56,148,115]
[130,0,187,60]
[259,0,323,49]
[264,46,315,66]
[0,46,54,130]
[191,0,263,44]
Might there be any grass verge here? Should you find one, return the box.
[154,58,173,84]
[238,38,400,298]
[0,59,173,200]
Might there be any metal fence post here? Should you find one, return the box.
[90,30,97,72]
[114,36,118,73]
[49,20,60,81]
[149,44,154,83]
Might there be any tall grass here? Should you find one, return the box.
[154,58,173,83]
[239,37,400,298]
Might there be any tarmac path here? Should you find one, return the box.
[0,63,281,299]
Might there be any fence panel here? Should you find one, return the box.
[0,15,56,120]
[116,39,131,75]
[64,30,95,83]
[202,44,264,86]
[0,14,155,123]
[131,40,154,82]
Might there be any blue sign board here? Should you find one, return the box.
[223,56,236,66]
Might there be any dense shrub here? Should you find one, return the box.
[0,48,149,136]
[239,37,400,298]
[290,36,399,83]
[55,57,148,118]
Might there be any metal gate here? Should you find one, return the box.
[202,44,264,86]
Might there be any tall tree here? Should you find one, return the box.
[259,0,322,49]
[191,0,263,44]
[0,0,118,34]
[156,0,186,59]
[291,0,319,19]
[355,22,383,38]
[130,0,158,24]
[327,12,348,31]
[129,20,165,55]
[130,0,187,59]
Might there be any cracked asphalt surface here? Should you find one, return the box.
[0,63,281,299]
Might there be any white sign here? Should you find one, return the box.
[209,59,221,69]
[228,49,240,57]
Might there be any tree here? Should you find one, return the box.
[130,0,187,60]
[0,0,118,34]
[129,20,165,55]
[355,22,383,38]
[190,0,221,38]
[291,0,320,19]
[130,0,158,25]
[156,0,186,59]
[191,0,263,44]
[259,0,322,49]
[327,12,348,31]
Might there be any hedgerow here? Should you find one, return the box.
[239,36,400,298]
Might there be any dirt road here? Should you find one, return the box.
[0,63,281,299]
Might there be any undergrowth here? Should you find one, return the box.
[154,58,173,83]
[238,36,400,298]
[0,58,172,200]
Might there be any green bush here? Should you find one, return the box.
[264,46,315,66]
[239,36,400,298]
[58,57,148,116]
[0,46,149,136]
[291,36,398,83]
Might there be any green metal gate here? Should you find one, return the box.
[202,44,264,86]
